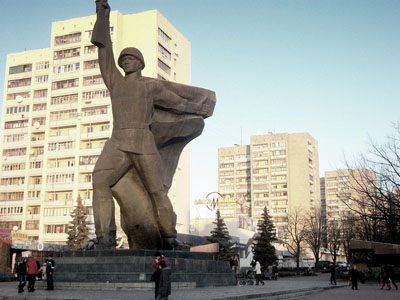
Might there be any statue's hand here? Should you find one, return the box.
[199,103,210,116]
[96,0,111,18]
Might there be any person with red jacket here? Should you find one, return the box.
[26,254,38,292]
[151,252,168,300]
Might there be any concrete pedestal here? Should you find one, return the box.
[54,250,237,288]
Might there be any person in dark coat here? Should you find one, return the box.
[387,264,398,290]
[151,252,168,300]
[26,255,38,292]
[330,263,336,285]
[45,255,55,290]
[349,265,359,290]
[16,258,27,293]
[380,265,392,290]
[156,260,171,300]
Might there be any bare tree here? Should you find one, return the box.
[340,212,357,262]
[283,209,308,274]
[304,209,323,270]
[340,123,400,244]
[326,220,342,264]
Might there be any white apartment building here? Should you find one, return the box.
[0,10,192,244]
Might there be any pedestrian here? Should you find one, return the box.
[387,264,398,290]
[380,266,392,290]
[254,261,264,286]
[151,251,168,300]
[330,263,337,285]
[16,257,27,293]
[45,255,55,290]
[272,264,278,280]
[156,260,171,300]
[26,254,38,292]
[349,265,359,290]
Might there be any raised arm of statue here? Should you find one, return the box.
[91,0,121,90]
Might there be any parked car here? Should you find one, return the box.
[316,260,331,270]
[335,261,349,271]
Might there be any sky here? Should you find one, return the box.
[0,0,399,219]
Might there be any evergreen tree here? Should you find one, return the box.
[207,209,237,260]
[252,206,277,270]
[67,195,90,250]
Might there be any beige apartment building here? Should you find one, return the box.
[217,132,320,237]
[0,10,192,243]
[324,169,375,222]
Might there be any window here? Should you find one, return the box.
[158,44,171,60]
[44,224,68,234]
[26,220,39,230]
[79,155,99,165]
[83,75,103,86]
[8,78,31,88]
[9,64,32,74]
[7,92,30,101]
[48,141,74,151]
[53,62,80,74]
[50,109,78,121]
[4,120,28,129]
[4,134,26,143]
[46,173,74,184]
[53,47,80,60]
[82,105,110,116]
[32,117,46,126]
[158,28,171,44]
[51,94,78,105]
[3,148,26,157]
[2,163,25,171]
[84,59,99,69]
[54,32,81,45]
[1,177,25,186]
[84,45,97,54]
[82,90,109,100]
[33,103,46,111]
[27,191,41,199]
[6,105,30,114]
[52,78,79,90]
[35,75,48,84]
[33,89,47,98]
[36,61,49,70]
[158,59,171,75]
[0,192,24,201]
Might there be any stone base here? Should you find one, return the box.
[54,250,237,288]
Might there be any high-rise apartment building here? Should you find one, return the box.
[0,10,192,243]
[218,132,320,237]
[323,169,375,222]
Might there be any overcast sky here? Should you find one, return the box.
[0,0,399,218]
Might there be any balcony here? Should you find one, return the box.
[0,170,26,177]
[3,127,29,135]
[79,148,102,156]
[51,86,79,97]
[47,149,77,159]
[78,181,92,190]
[49,102,78,111]
[0,184,25,192]
[2,140,27,149]
[28,168,43,176]
[81,97,111,108]
[30,139,45,147]
[45,183,74,191]
[3,114,28,121]
[3,156,27,163]
[27,184,42,191]
[48,134,76,143]
[43,200,73,207]
[50,118,78,128]
[79,165,95,173]
[80,114,110,124]
[80,131,110,140]
[31,125,46,133]
[31,110,47,118]
[46,167,75,174]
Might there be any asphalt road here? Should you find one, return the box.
[296,282,398,300]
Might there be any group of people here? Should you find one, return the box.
[15,254,55,293]
[151,252,172,300]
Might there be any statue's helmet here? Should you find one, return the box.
[118,47,145,70]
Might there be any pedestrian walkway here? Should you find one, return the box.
[0,273,345,300]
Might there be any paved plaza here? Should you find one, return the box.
[0,273,347,300]
[297,282,399,300]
